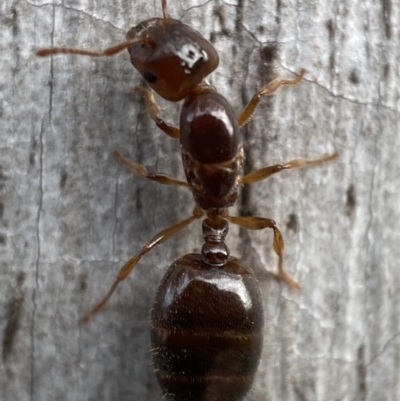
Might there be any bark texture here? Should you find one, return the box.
[1,0,399,400]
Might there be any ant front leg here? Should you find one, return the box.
[114,150,189,187]
[226,215,301,290]
[242,152,338,184]
[82,205,204,322]
[237,69,306,128]
[135,86,180,139]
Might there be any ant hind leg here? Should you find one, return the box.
[82,205,204,322]
[226,215,301,290]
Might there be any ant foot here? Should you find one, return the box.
[269,270,301,290]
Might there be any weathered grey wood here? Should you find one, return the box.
[1,0,399,400]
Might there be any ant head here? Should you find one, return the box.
[126,18,219,102]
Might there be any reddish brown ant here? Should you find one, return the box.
[37,1,338,400]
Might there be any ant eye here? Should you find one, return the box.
[142,70,157,83]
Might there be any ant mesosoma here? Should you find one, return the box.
[37,1,338,400]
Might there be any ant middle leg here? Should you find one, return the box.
[113,150,189,187]
[226,215,301,289]
[237,69,306,128]
[242,152,338,184]
[135,86,180,139]
[82,205,204,322]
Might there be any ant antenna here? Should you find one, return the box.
[161,0,168,19]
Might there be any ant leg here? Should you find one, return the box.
[82,205,204,322]
[237,69,306,128]
[114,150,189,187]
[226,215,301,290]
[135,86,180,139]
[37,38,140,58]
[242,152,338,184]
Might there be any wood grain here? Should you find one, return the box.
[1,0,399,400]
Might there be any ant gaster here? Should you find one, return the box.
[37,1,338,400]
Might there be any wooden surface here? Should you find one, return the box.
[1,0,400,400]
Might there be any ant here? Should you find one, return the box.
[37,0,338,400]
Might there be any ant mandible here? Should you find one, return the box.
[37,1,338,400]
